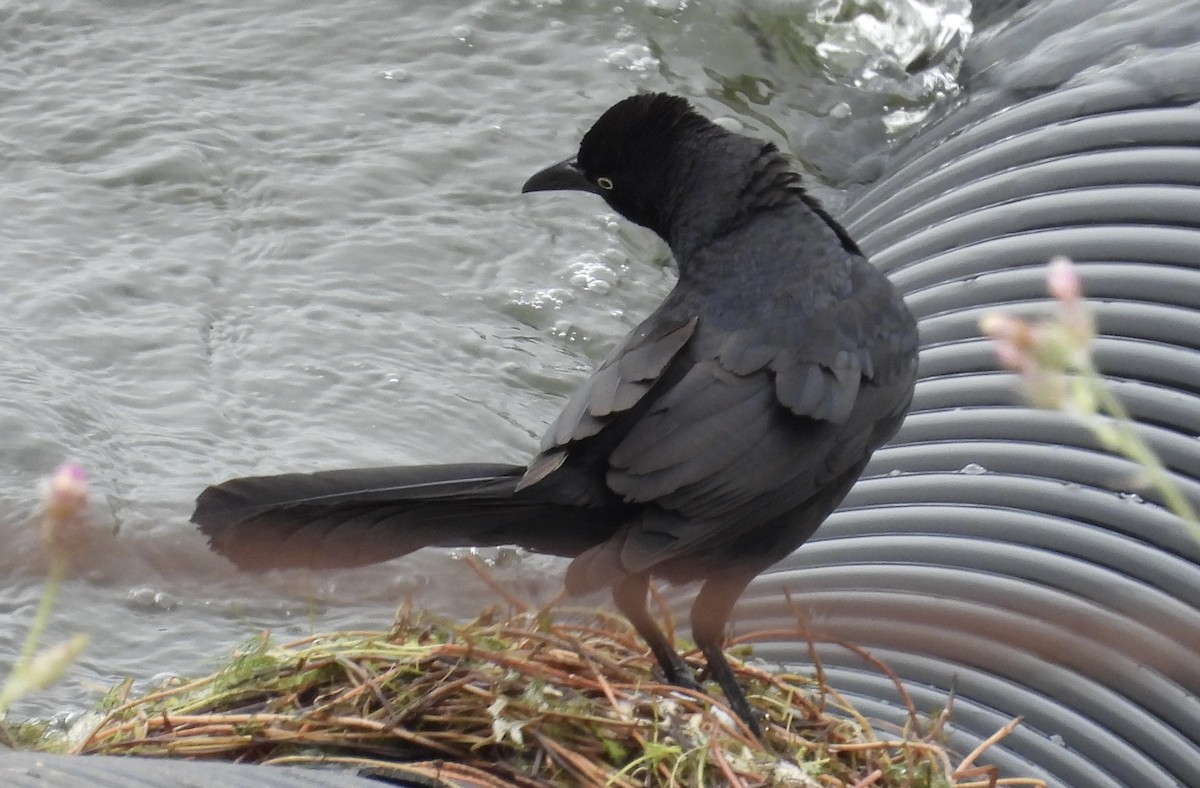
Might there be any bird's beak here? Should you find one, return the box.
[521,157,600,195]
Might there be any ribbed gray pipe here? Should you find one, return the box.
[732,5,1200,787]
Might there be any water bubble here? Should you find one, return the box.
[1119,492,1144,504]
[887,469,904,477]
[828,102,852,119]
[512,288,566,311]
[959,463,987,475]
[566,252,619,295]
[1050,733,1066,747]
[615,24,637,42]
[569,273,611,294]
[604,44,658,72]
[128,588,177,611]
[548,320,588,343]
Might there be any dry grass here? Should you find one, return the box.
[39,584,1044,788]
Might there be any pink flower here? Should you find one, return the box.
[41,463,91,561]
[1047,256,1082,307]
[979,312,1035,374]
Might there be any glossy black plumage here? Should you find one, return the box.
[193,93,919,735]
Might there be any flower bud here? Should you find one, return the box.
[979,312,1035,373]
[1047,256,1082,306]
[41,463,91,563]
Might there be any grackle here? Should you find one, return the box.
[193,93,919,736]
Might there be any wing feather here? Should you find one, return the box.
[543,316,697,448]
[526,254,917,581]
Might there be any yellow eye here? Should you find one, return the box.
[597,176,614,190]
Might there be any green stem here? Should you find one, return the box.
[1082,363,1200,543]
[0,556,67,716]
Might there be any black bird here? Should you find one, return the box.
[193,93,919,735]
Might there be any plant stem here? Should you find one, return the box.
[0,556,67,716]
[1082,362,1200,542]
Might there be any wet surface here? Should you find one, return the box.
[3,1,1198,786]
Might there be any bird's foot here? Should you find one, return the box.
[701,643,764,739]
[658,651,704,693]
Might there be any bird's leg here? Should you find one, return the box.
[612,572,701,691]
[692,568,763,738]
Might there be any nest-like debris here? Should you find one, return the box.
[50,587,1040,788]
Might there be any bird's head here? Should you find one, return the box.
[522,93,711,236]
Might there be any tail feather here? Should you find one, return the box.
[192,463,618,571]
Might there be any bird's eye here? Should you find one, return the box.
[596,176,614,190]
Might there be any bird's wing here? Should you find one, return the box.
[601,338,912,582]
[517,313,698,489]
[533,266,917,586]
[607,332,890,521]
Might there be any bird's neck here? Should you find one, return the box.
[660,136,806,263]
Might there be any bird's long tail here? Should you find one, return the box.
[192,463,615,571]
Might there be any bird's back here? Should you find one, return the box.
[523,159,918,592]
